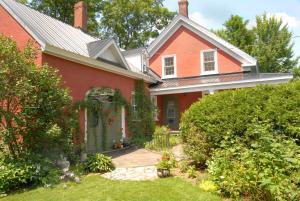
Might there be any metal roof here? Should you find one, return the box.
[1,0,101,57]
[151,73,293,89]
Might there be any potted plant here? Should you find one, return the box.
[156,160,172,177]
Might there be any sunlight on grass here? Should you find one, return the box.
[2,176,222,201]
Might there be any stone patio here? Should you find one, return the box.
[102,146,185,181]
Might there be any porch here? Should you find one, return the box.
[150,72,293,130]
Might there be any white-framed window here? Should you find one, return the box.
[162,55,176,78]
[201,49,218,75]
[151,95,158,121]
[131,91,138,120]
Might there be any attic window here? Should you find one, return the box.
[162,55,176,78]
[201,50,218,75]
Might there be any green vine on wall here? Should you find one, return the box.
[77,87,127,151]
[127,80,155,137]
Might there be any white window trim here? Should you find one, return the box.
[151,95,159,121]
[162,54,177,79]
[200,49,219,75]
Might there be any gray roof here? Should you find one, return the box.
[1,0,101,57]
[151,73,293,89]
[122,48,144,57]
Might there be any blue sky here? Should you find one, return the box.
[164,0,300,58]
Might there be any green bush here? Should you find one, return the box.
[84,154,114,173]
[181,81,300,164]
[208,123,300,200]
[145,126,173,151]
[0,154,60,194]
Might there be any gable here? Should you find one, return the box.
[149,26,242,78]
[148,15,257,68]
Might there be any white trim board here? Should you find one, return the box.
[148,15,257,68]
[150,75,293,95]
[43,45,155,83]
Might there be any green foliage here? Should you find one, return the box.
[199,180,218,192]
[181,81,300,164]
[28,0,175,49]
[207,123,300,200]
[186,166,197,179]
[128,80,155,137]
[156,152,176,170]
[215,15,255,53]
[77,87,127,151]
[0,154,60,194]
[293,67,300,79]
[84,154,114,173]
[181,81,300,200]
[145,126,172,151]
[215,14,299,73]
[0,35,76,157]
[179,160,190,173]
[98,0,175,49]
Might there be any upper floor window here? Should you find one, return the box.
[162,55,176,78]
[201,50,218,75]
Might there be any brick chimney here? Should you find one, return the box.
[178,0,189,18]
[74,1,87,32]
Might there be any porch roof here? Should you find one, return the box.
[150,73,293,95]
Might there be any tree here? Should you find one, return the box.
[215,15,255,54]
[98,0,175,49]
[28,0,101,36]
[252,14,299,73]
[27,0,175,49]
[215,14,299,73]
[0,35,76,157]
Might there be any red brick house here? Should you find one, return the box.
[0,0,156,153]
[0,0,293,152]
[124,0,293,130]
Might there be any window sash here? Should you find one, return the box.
[163,56,175,77]
[202,50,217,73]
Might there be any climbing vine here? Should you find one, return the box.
[127,80,155,136]
[77,87,127,151]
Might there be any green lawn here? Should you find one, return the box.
[2,176,222,201]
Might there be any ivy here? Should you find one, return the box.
[77,87,127,151]
[127,80,155,137]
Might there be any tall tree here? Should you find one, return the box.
[252,14,298,73]
[215,15,255,54]
[216,14,299,73]
[98,0,175,49]
[27,0,175,49]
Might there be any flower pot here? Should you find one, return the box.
[157,168,170,178]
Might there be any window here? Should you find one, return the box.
[151,96,158,121]
[201,50,218,75]
[131,92,138,120]
[167,101,176,119]
[162,55,176,78]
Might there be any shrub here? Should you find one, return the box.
[207,123,300,200]
[84,154,114,173]
[187,166,197,178]
[181,81,300,164]
[0,154,60,194]
[199,180,218,192]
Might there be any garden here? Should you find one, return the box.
[1,34,299,201]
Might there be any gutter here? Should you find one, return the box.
[43,45,156,84]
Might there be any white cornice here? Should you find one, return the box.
[150,75,293,95]
[43,45,155,83]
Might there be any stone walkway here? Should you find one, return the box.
[101,145,185,181]
[102,166,158,181]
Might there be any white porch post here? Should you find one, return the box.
[121,107,126,139]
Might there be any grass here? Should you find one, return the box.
[2,176,222,201]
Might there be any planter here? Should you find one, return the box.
[157,168,171,178]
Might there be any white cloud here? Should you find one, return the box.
[267,12,300,28]
[189,12,216,28]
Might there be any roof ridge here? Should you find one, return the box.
[2,0,99,41]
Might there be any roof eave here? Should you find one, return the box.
[43,45,156,84]
[150,75,293,95]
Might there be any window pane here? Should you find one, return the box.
[165,66,174,75]
[164,57,174,67]
[204,62,215,71]
[204,51,215,62]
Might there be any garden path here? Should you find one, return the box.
[102,148,161,180]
